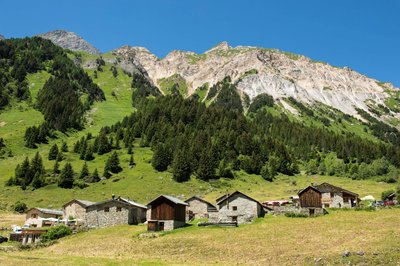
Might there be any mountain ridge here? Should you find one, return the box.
[36,30,100,55]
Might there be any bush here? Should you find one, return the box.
[355,206,376,212]
[41,225,72,242]
[284,212,308,218]
[14,201,28,213]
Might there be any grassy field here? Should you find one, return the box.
[0,209,399,265]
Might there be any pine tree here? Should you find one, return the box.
[127,142,133,154]
[56,152,64,162]
[85,145,94,161]
[61,141,68,152]
[151,144,171,172]
[79,139,87,160]
[30,152,44,183]
[91,168,100,182]
[103,159,112,178]
[129,154,135,167]
[58,163,74,188]
[108,151,122,173]
[172,150,191,182]
[53,160,60,174]
[196,149,216,181]
[80,162,89,179]
[32,172,43,189]
[48,144,59,160]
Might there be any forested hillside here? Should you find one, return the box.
[0,36,399,209]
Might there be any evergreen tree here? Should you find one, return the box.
[172,150,192,182]
[56,152,64,162]
[91,168,100,182]
[61,141,68,152]
[127,143,133,154]
[58,163,74,188]
[152,144,171,172]
[108,151,122,173]
[85,145,94,161]
[97,133,111,155]
[30,152,44,181]
[103,159,112,178]
[53,160,60,174]
[80,162,89,179]
[48,143,59,160]
[196,150,216,181]
[129,154,135,167]
[32,172,43,189]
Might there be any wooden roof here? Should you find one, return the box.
[26,207,63,216]
[298,186,321,196]
[62,199,95,208]
[147,195,189,206]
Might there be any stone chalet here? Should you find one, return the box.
[185,196,216,220]
[62,199,95,226]
[85,196,147,228]
[314,182,359,208]
[147,195,188,231]
[25,208,63,228]
[209,191,265,224]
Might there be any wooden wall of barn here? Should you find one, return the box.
[299,188,322,208]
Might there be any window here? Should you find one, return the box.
[232,216,238,222]
[31,214,38,218]
[116,207,122,212]
[104,207,110,212]
[232,206,238,211]
[330,192,334,198]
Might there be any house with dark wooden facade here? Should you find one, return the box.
[209,191,265,224]
[85,196,147,228]
[314,182,359,208]
[185,196,216,220]
[297,186,324,216]
[147,195,188,231]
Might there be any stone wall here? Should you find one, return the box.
[63,202,87,224]
[85,201,146,228]
[321,192,345,208]
[211,194,262,224]
[25,209,62,227]
[187,198,209,219]
[272,206,324,216]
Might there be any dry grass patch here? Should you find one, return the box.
[1,209,399,265]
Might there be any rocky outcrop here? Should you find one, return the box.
[0,34,5,40]
[112,42,399,120]
[36,30,100,54]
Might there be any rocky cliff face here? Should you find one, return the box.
[112,42,399,120]
[37,30,100,54]
[0,34,5,40]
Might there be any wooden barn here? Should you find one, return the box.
[297,186,324,216]
[147,195,188,231]
[185,196,216,220]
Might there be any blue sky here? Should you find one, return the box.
[1,0,399,86]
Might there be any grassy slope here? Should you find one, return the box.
[1,209,399,265]
[0,52,397,212]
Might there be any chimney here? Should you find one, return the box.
[112,194,115,200]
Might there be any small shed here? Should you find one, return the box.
[185,196,216,220]
[147,195,188,231]
[298,186,324,216]
[25,208,63,228]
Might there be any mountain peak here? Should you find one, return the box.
[36,30,100,54]
[205,41,230,53]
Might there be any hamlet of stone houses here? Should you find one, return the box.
[4,182,398,245]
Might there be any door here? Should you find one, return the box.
[232,216,237,222]
[159,222,164,231]
[309,209,315,217]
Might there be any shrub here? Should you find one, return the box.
[41,225,72,242]
[14,201,28,213]
[284,212,308,218]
